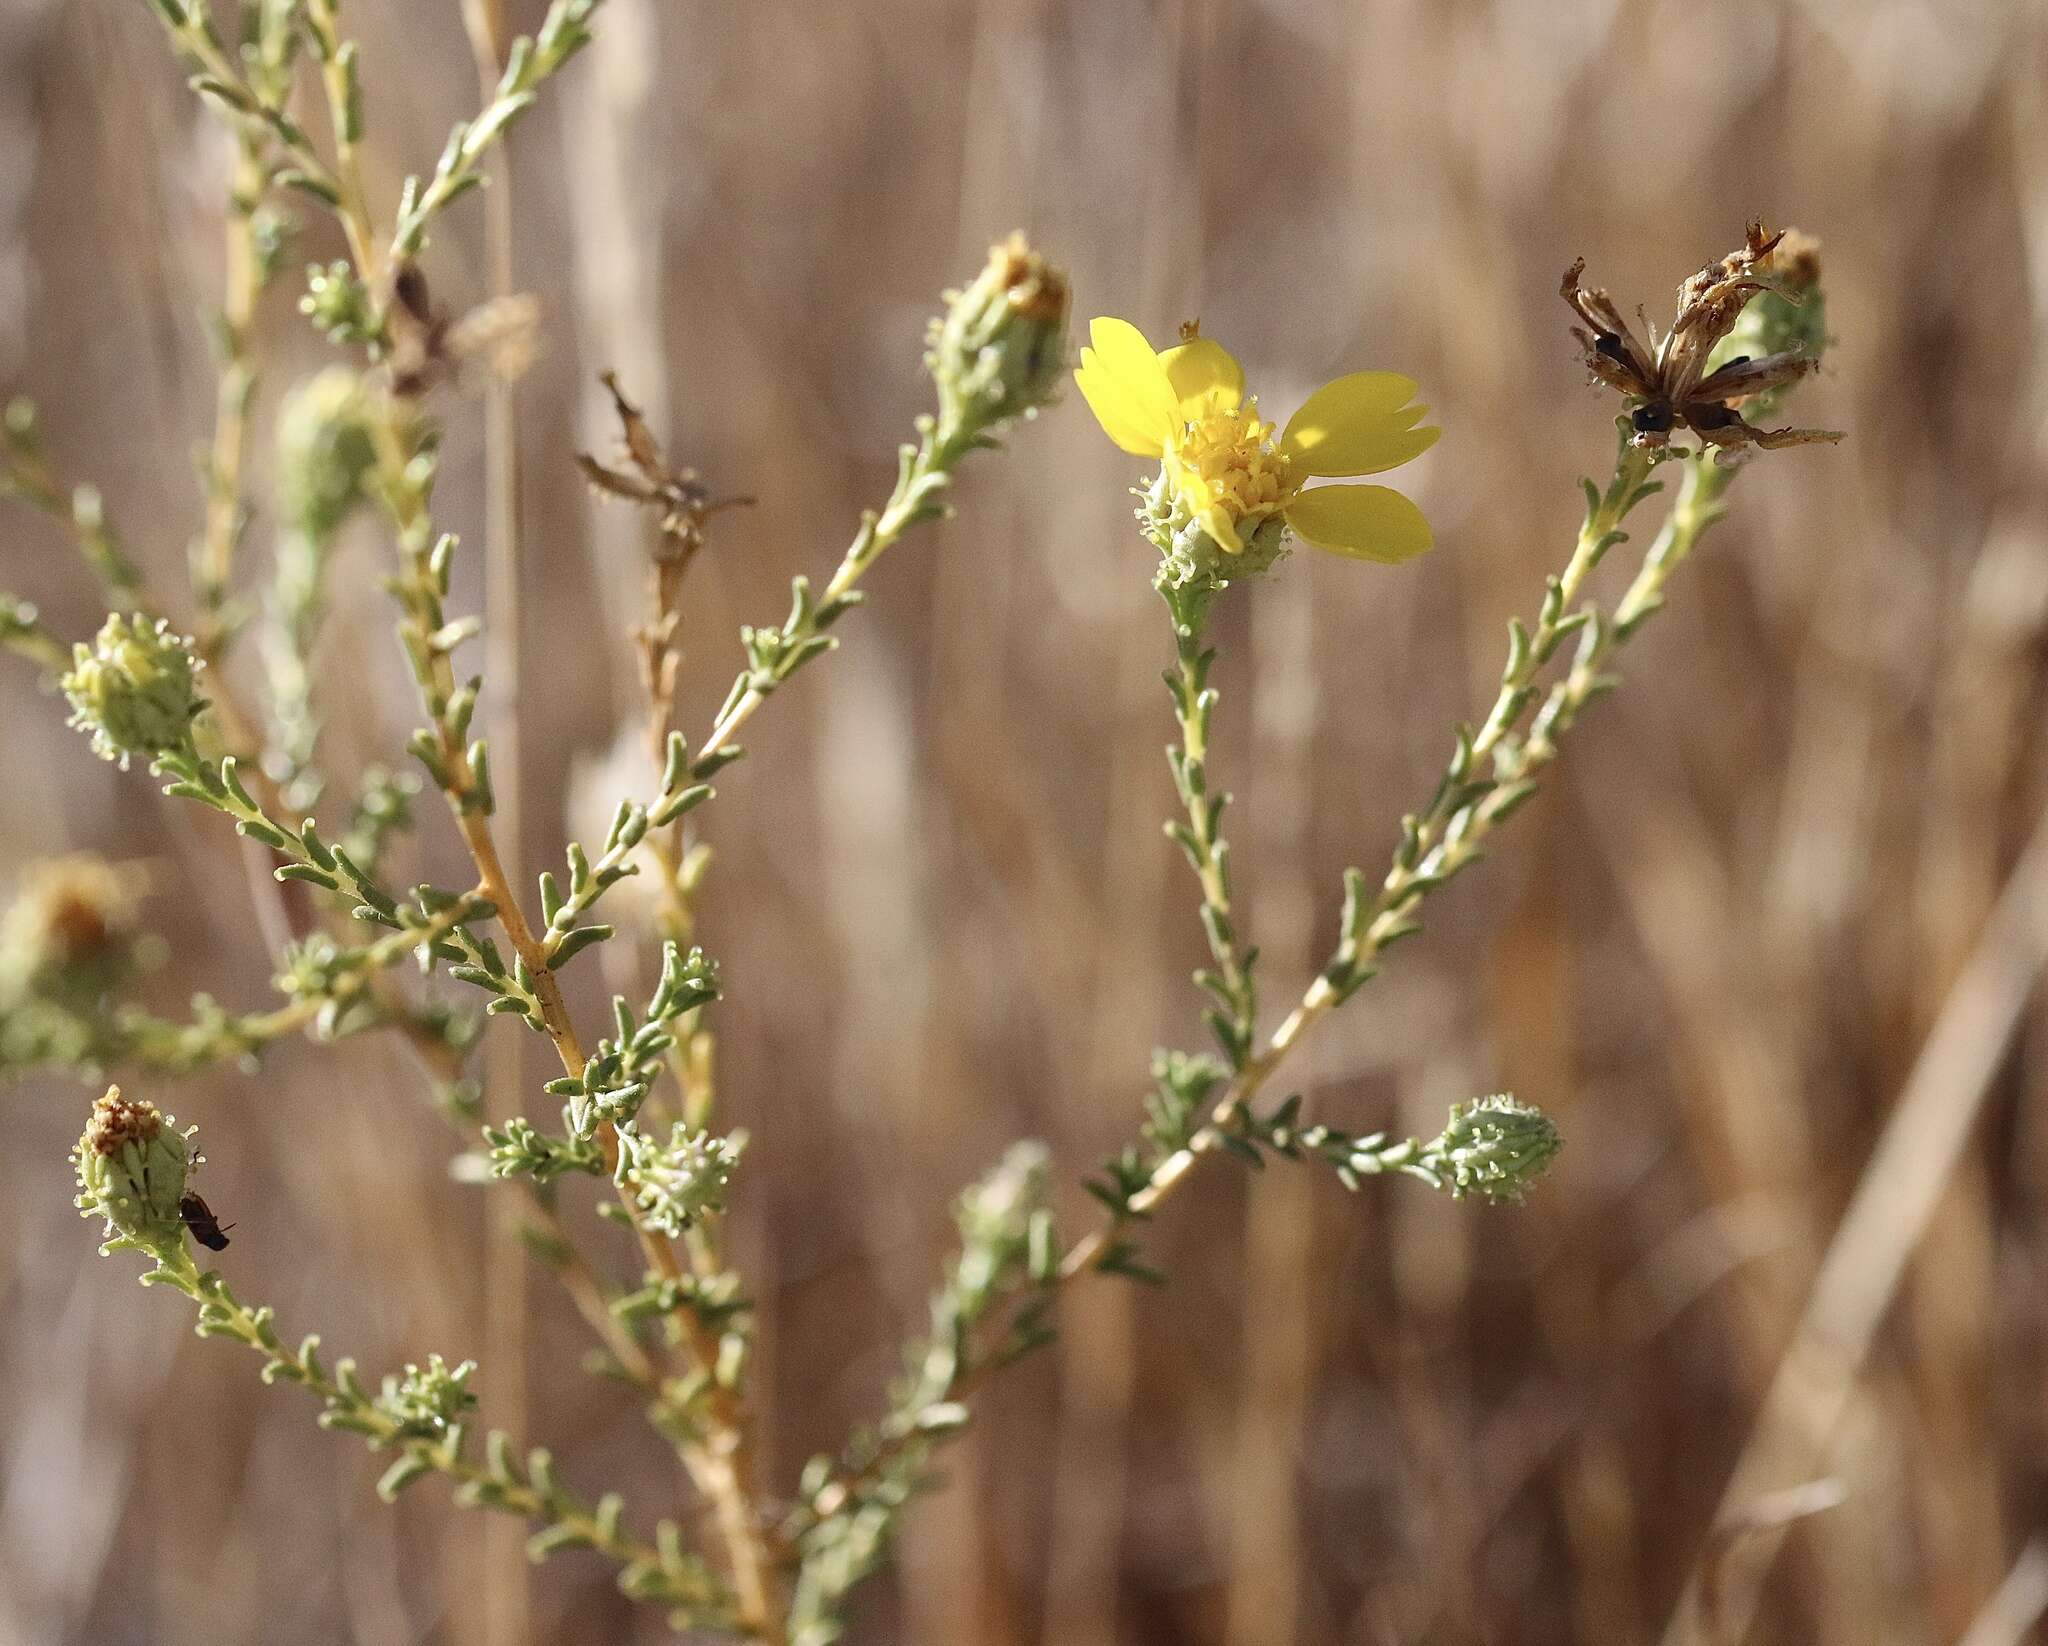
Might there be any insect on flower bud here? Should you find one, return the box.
[74,1085,194,1254]
[927,233,1071,436]
[61,612,205,768]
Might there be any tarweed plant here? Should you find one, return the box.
[0,4,1842,1639]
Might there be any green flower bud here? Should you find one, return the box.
[74,1085,194,1255]
[277,367,378,548]
[61,613,204,768]
[927,234,1071,436]
[1424,1095,1561,1203]
[616,1123,743,1237]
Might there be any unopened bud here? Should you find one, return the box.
[1424,1095,1561,1203]
[927,234,1071,435]
[277,367,378,548]
[61,613,204,768]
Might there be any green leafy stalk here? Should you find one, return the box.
[143,1246,733,1627]
[1160,594,1258,1069]
[685,238,1070,788]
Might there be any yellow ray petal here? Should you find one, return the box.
[1160,337,1244,415]
[1075,318,1177,455]
[1283,483,1433,564]
[1198,502,1245,555]
[1278,371,1440,476]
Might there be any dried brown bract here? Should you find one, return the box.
[576,371,752,561]
[1563,222,1841,455]
[578,372,754,737]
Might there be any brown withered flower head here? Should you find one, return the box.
[1563,222,1842,455]
[576,371,753,560]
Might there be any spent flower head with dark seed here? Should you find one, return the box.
[1563,221,1842,456]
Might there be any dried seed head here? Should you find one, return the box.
[84,1085,161,1156]
[1565,223,1842,456]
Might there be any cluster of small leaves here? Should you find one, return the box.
[274,932,388,1041]
[727,575,860,719]
[1080,1050,1230,1283]
[487,943,719,1183]
[615,1124,743,1239]
[389,0,606,262]
[337,765,421,879]
[300,259,379,346]
[131,1251,733,1623]
[144,0,357,213]
[483,1115,602,1184]
[384,514,499,813]
[153,745,486,957]
[786,1144,1059,1646]
[538,733,713,966]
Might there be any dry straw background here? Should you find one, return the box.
[3,0,2046,1642]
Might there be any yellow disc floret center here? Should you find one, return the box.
[1166,397,1299,551]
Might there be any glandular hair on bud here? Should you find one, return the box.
[927,234,1071,436]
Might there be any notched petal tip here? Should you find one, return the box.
[1283,483,1433,565]
[1279,371,1438,477]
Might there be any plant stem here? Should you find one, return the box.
[303,0,381,284]
[1062,442,1692,1280]
[193,137,267,642]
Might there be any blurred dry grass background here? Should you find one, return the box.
[2,0,2047,1642]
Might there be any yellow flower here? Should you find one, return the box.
[1075,318,1440,563]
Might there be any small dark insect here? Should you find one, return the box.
[1562,222,1841,455]
[385,263,540,398]
[179,1192,234,1252]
